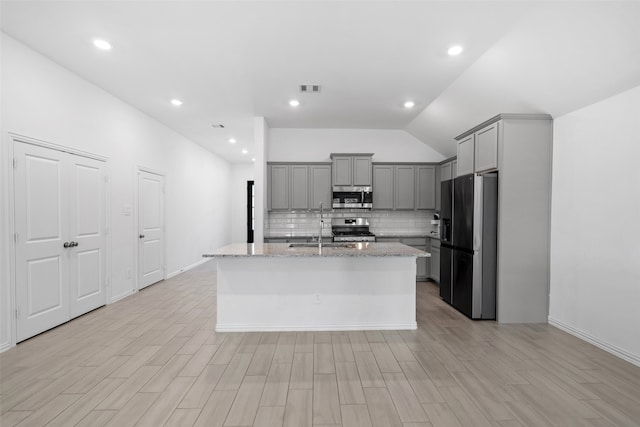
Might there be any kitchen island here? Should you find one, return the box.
[203,242,429,332]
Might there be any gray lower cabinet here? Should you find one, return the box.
[377,236,429,281]
[268,163,331,211]
[429,238,440,282]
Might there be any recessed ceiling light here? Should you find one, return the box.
[93,39,112,51]
[404,101,415,109]
[448,45,463,56]
[241,149,248,154]
[289,99,300,107]
[229,138,237,144]
[251,158,256,162]
[170,99,183,106]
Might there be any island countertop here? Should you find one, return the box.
[204,242,430,258]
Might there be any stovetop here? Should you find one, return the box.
[331,218,376,242]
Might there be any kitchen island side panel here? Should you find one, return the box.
[216,256,417,331]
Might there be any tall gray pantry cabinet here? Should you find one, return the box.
[454,114,553,323]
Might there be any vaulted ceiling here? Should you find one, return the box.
[2,1,639,162]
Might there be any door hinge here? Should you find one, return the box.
[15,307,20,318]
[13,158,17,169]
[14,232,19,244]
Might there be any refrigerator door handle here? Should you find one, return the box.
[473,176,483,251]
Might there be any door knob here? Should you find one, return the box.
[63,242,70,248]
[139,234,145,239]
[71,242,78,247]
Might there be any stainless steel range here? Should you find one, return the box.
[331,218,376,242]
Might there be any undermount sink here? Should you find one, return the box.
[288,242,359,249]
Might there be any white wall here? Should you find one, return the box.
[269,128,445,162]
[0,34,231,350]
[549,85,640,366]
[230,164,255,243]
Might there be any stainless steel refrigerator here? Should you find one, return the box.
[440,172,497,319]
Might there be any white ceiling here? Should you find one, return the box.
[2,1,640,162]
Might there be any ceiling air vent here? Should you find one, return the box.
[211,124,225,128]
[299,85,321,93]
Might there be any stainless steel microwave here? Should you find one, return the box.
[332,186,373,209]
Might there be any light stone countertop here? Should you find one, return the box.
[204,242,430,258]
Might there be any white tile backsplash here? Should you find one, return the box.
[265,209,439,238]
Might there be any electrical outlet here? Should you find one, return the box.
[314,293,321,304]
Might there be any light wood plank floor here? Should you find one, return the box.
[2,263,640,426]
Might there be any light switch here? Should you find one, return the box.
[123,204,132,215]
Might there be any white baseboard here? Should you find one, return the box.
[548,316,640,368]
[166,258,212,280]
[216,322,418,333]
[110,289,136,304]
[0,341,14,353]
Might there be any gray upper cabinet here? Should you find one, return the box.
[331,154,373,186]
[395,165,416,210]
[435,166,441,211]
[373,163,436,211]
[309,165,332,209]
[289,165,309,210]
[416,165,436,210]
[474,122,499,173]
[269,164,289,210]
[332,156,352,186]
[372,165,394,210]
[441,162,452,181]
[268,162,331,211]
[456,135,475,177]
[353,156,373,186]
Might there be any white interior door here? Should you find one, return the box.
[68,154,106,318]
[14,142,70,342]
[138,170,164,289]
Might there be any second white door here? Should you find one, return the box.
[138,170,165,289]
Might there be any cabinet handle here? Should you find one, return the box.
[139,234,145,239]
[63,242,70,248]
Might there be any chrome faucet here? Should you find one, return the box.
[318,202,324,249]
